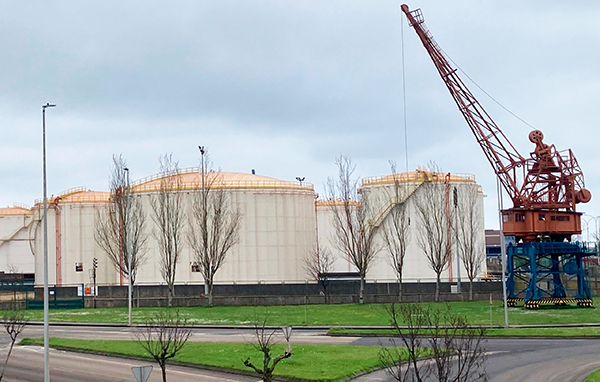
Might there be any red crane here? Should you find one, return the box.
[401,4,591,242]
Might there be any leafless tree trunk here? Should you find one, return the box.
[243,319,292,382]
[381,162,411,302]
[326,155,380,304]
[150,154,185,307]
[380,303,487,382]
[0,309,27,381]
[135,309,192,382]
[188,149,242,307]
[414,167,452,302]
[95,155,148,293]
[303,242,335,303]
[455,184,484,301]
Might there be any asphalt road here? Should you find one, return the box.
[2,325,600,382]
[352,337,600,382]
[0,346,260,382]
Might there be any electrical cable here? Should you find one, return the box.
[442,48,537,131]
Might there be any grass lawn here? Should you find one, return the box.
[8,299,600,326]
[585,369,600,382]
[20,338,390,381]
[329,326,600,338]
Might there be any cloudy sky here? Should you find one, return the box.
[1,1,599,231]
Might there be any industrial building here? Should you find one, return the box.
[1,168,486,290]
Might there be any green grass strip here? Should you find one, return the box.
[7,299,600,326]
[329,326,600,338]
[20,338,391,381]
[585,368,600,382]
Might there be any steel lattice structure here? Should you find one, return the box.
[401,4,595,307]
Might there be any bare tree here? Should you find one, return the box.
[303,242,335,303]
[327,155,380,304]
[243,319,292,382]
[95,155,148,288]
[414,167,453,302]
[455,184,485,300]
[381,162,411,302]
[0,309,27,381]
[135,309,192,382]
[150,154,185,307]
[380,303,487,382]
[188,148,242,307]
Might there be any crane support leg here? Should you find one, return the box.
[506,242,594,309]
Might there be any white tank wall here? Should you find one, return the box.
[317,178,487,282]
[33,202,117,287]
[29,171,485,287]
[33,185,316,286]
[0,213,35,274]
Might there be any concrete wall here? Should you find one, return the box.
[80,281,503,307]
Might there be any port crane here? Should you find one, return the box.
[401,4,594,307]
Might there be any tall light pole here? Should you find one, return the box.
[124,167,132,326]
[198,146,207,296]
[42,102,56,382]
[497,178,509,328]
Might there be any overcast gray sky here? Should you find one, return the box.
[1,1,599,231]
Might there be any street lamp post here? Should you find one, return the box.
[496,178,509,328]
[124,167,132,326]
[198,146,207,296]
[42,102,56,382]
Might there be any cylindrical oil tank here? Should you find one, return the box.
[317,170,486,283]
[132,170,316,284]
[32,188,113,287]
[0,205,35,274]
[32,170,316,286]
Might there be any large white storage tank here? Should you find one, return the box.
[32,188,112,287]
[32,170,317,286]
[0,205,35,274]
[132,170,317,284]
[317,170,486,283]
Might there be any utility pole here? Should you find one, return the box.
[198,146,208,297]
[124,167,132,326]
[92,257,98,308]
[497,178,509,328]
[454,187,461,293]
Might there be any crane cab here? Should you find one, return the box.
[502,209,582,242]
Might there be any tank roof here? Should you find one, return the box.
[34,187,110,205]
[362,170,476,187]
[316,199,360,208]
[132,168,314,193]
[0,205,33,216]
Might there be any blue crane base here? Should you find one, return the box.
[506,242,594,309]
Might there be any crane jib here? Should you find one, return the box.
[400,4,591,242]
